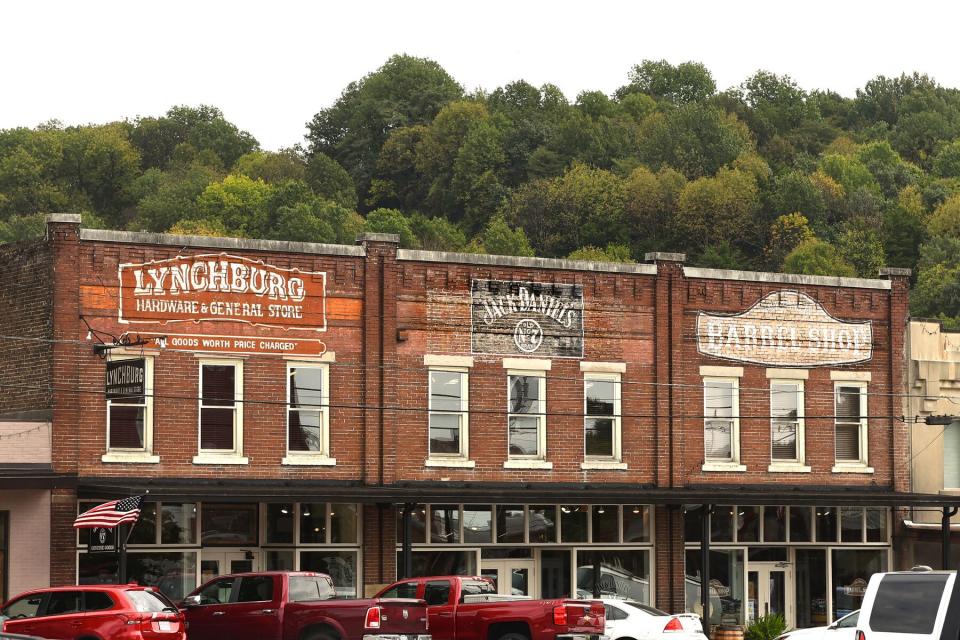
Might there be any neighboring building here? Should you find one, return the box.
[903,320,960,569]
[0,215,931,629]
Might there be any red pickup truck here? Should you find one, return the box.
[374,576,605,640]
[180,571,431,640]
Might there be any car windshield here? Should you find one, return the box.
[126,589,177,612]
[623,601,670,616]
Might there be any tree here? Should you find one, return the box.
[306,55,463,206]
[737,70,818,145]
[128,158,223,232]
[0,213,46,243]
[130,105,257,170]
[409,212,467,251]
[782,238,857,277]
[567,243,633,262]
[234,149,306,184]
[836,219,886,277]
[927,194,960,238]
[195,174,274,237]
[468,214,535,257]
[364,207,417,247]
[305,152,358,210]
[933,140,960,178]
[674,168,761,253]
[619,60,716,104]
[61,123,142,224]
[168,218,229,237]
[764,213,814,269]
[882,185,927,268]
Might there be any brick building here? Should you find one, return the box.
[0,214,932,628]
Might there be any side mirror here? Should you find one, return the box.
[180,595,203,608]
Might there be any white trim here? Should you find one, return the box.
[699,365,744,378]
[580,361,627,374]
[284,351,336,363]
[766,368,809,380]
[583,372,622,462]
[398,248,659,275]
[198,358,244,456]
[428,368,470,461]
[767,463,812,473]
[683,265,892,290]
[503,358,552,371]
[282,456,337,466]
[101,452,160,464]
[833,381,869,466]
[701,462,748,472]
[285,362,331,460]
[580,460,629,470]
[831,370,872,381]
[424,354,474,368]
[425,458,476,468]
[832,464,875,474]
[191,454,249,465]
[504,460,554,470]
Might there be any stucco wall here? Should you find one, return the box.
[0,490,50,596]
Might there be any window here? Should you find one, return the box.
[770,381,803,462]
[236,576,274,602]
[945,421,960,489]
[2,593,42,619]
[379,581,418,599]
[83,591,114,612]
[198,577,236,605]
[584,374,620,459]
[704,378,738,462]
[507,373,546,459]
[198,361,243,458]
[106,356,154,455]
[289,575,335,602]
[201,503,258,546]
[44,591,82,616]
[424,580,451,605]
[869,574,947,634]
[286,364,331,460]
[429,369,468,458]
[835,383,867,465]
[300,551,357,597]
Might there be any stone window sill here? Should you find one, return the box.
[832,464,874,474]
[192,454,249,465]
[503,459,553,470]
[101,452,160,464]
[702,462,747,472]
[580,460,628,470]
[425,458,476,468]
[282,456,336,466]
[768,463,812,473]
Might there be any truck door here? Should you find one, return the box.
[225,575,283,640]
[424,579,455,640]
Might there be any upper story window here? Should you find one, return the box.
[429,369,469,458]
[584,374,621,460]
[285,364,332,464]
[105,356,154,461]
[196,360,245,464]
[945,421,960,489]
[770,381,804,463]
[704,378,739,463]
[508,373,546,459]
[834,382,868,466]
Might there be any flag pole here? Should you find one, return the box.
[118,502,141,584]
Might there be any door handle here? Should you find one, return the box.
[213,611,226,616]
[260,609,277,614]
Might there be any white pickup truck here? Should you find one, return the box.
[854,567,960,640]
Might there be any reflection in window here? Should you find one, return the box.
[704,380,735,460]
[508,375,545,458]
[464,505,492,543]
[866,508,888,542]
[267,504,294,544]
[202,503,257,546]
[300,551,357,597]
[841,508,864,543]
[266,550,295,571]
[541,549,571,599]
[430,505,461,543]
[396,505,428,544]
[300,503,327,544]
[429,370,467,456]
[624,505,651,543]
[79,552,198,602]
[592,506,619,543]
[529,505,557,543]
[128,502,157,545]
[816,507,837,543]
[288,366,327,454]
[685,548,744,625]
[764,506,787,542]
[577,550,650,604]
[795,549,827,629]
[585,376,619,458]
[831,549,887,620]
[161,503,197,545]
[496,505,526,543]
[330,504,358,544]
[771,383,800,461]
[790,507,813,542]
[560,506,588,543]
[737,506,760,543]
[711,506,735,542]
[400,550,476,578]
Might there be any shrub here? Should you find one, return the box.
[745,614,787,640]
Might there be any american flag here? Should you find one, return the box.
[73,495,144,529]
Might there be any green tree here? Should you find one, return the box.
[364,207,417,247]
[131,105,257,170]
[619,60,716,104]
[567,243,633,262]
[674,168,761,253]
[168,218,229,237]
[764,212,814,268]
[234,149,306,184]
[409,212,467,251]
[196,174,274,236]
[468,214,535,256]
[304,152,358,209]
[0,213,46,243]
[782,238,857,277]
[837,219,886,277]
[883,185,927,268]
[61,123,142,223]
[927,194,960,238]
[128,158,223,232]
[933,140,960,178]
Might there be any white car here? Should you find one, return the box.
[602,598,707,640]
[777,611,859,640]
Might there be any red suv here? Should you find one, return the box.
[0,584,185,640]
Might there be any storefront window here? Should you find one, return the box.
[301,551,357,597]
[396,505,428,544]
[401,550,476,577]
[684,505,703,543]
[560,506,588,543]
[267,504,294,544]
[464,505,492,543]
[841,508,863,543]
[496,505,525,543]
[685,549,744,626]
[623,506,650,543]
[737,506,760,543]
[430,505,460,543]
[541,549,571,598]
[128,502,157,544]
[866,508,888,542]
[795,549,827,628]
[300,503,327,544]
[764,506,787,542]
[577,550,650,603]
[528,506,556,543]
[592,506,618,543]
[266,550,294,571]
[79,551,198,602]
[816,507,837,543]
[161,503,197,544]
[831,549,887,620]
[0,511,6,602]
[711,506,735,542]
[330,504,358,544]
[202,503,257,546]
[790,507,813,542]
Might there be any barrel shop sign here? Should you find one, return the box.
[118,253,326,331]
[471,279,584,358]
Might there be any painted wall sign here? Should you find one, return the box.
[128,333,326,357]
[696,290,872,367]
[118,253,326,331]
[471,279,584,358]
[105,358,145,400]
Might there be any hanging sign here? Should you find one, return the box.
[88,527,117,554]
[105,358,145,400]
[118,253,327,331]
[696,290,872,367]
[471,279,584,358]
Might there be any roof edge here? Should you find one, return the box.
[683,266,892,290]
[80,229,366,257]
[397,249,658,275]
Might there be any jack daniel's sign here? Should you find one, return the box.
[471,279,583,358]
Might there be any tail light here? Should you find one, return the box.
[365,606,382,629]
[664,617,684,632]
[554,605,568,626]
[856,631,866,640]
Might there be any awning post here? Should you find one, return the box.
[943,506,959,570]
[701,504,712,638]
[401,503,414,579]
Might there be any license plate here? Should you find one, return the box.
[158,621,173,632]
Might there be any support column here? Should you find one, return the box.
[401,503,414,579]
[943,506,958,569]
[701,504,712,638]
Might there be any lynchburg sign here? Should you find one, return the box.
[118,253,326,331]
[471,279,584,358]
[696,290,872,367]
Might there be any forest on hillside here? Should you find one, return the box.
[3,55,960,323]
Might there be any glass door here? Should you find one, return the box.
[748,562,793,626]
[480,559,537,597]
[200,550,260,584]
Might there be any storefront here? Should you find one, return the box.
[683,505,890,628]
[76,500,362,601]
[397,503,654,602]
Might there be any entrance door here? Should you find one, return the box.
[748,562,793,626]
[481,559,537,597]
[200,550,260,583]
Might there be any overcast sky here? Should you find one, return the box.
[2,0,958,151]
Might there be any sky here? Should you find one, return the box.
[2,0,959,151]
